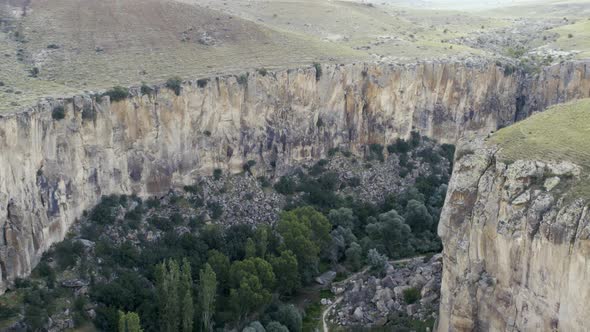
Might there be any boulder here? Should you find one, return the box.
[315,271,337,285]
[353,307,364,321]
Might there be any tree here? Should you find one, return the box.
[326,226,357,263]
[229,275,271,322]
[155,259,193,332]
[404,199,434,233]
[328,208,357,229]
[367,249,388,276]
[277,207,331,283]
[180,259,193,332]
[365,210,414,259]
[229,258,275,320]
[243,321,266,332]
[253,226,269,258]
[207,250,230,293]
[266,321,289,332]
[230,258,275,290]
[276,304,302,332]
[268,250,300,295]
[198,263,217,332]
[345,242,362,271]
[245,238,257,258]
[118,311,143,332]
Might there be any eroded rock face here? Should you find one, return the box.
[0,60,588,292]
[437,137,590,332]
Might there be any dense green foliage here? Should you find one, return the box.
[104,86,130,102]
[166,77,183,96]
[51,105,65,120]
[6,134,452,331]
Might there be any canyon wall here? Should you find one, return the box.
[0,60,588,292]
[437,138,590,331]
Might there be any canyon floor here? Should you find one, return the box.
[0,0,589,111]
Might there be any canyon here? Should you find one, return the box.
[0,59,589,329]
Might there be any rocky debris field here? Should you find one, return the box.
[327,254,442,329]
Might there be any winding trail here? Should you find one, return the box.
[321,256,425,332]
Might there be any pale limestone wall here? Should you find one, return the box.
[0,60,588,292]
[438,137,590,332]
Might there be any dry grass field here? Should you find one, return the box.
[490,98,590,198]
[0,0,589,112]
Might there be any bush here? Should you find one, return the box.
[367,249,388,276]
[208,202,223,219]
[183,184,200,194]
[197,78,209,88]
[403,287,421,304]
[52,106,66,120]
[30,67,39,77]
[275,176,297,195]
[410,131,421,147]
[388,138,411,154]
[213,168,223,180]
[166,77,183,96]
[313,62,322,81]
[15,277,33,289]
[258,68,268,76]
[103,86,129,102]
[243,160,257,173]
[237,74,248,85]
[257,176,271,188]
[266,321,289,332]
[368,143,384,162]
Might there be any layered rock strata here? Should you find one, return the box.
[0,60,588,292]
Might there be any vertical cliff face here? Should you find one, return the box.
[437,140,590,331]
[0,61,588,292]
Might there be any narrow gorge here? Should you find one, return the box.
[0,59,589,328]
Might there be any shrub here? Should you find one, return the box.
[149,216,172,232]
[387,138,411,154]
[403,287,421,304]
[347,176,361,187]
[207,202,223,219]
[14,278,33,289]
[409,131,421,147]
[313,62,322,81]
[145,197,160,209]
[367,249,388,276]
[197,78,209,88]
[258,68,268,76]
[52,106,66,120]
[257,176,271,188]
[316,117,324,127]
[237,74,248,85]
[213,168,223,180]
[568,33,574,38]
[103,86,129,102]
[243,160,257,173]
[183,184,200,194]
[30,67,39,77]
[275,176,297,195]
[166,77,183,96]
[368,143,384,162]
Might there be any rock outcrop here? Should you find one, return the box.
[437,137,590,331]
[0,60,588,292]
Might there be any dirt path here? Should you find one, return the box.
[321,256,425,332]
